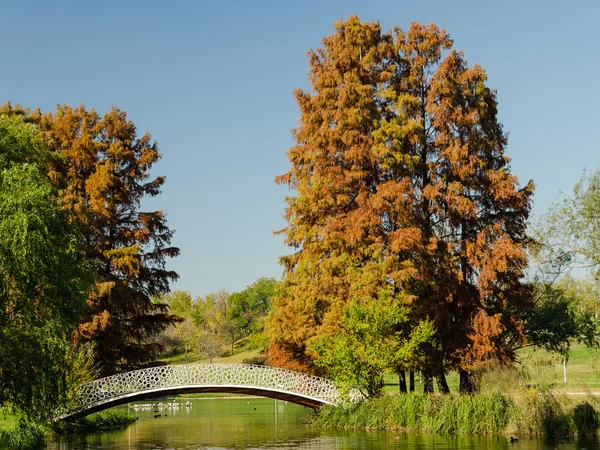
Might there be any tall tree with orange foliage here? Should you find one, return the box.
[268,16,533,393]
[267,17,410,373]
[32,105,180,374]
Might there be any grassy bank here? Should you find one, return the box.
[0,409,44,450]
[0,421,45,450]
[159,348,264,365]
[50,409,137,433]
[377,343,600,394]
[315,390,600,437]
[0,407,137,450]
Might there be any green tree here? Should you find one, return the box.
[534,167,600,275]
[523,283,580,356]
[176,318,199,363]
[228,277,276,349]
[311,292,434,398]
[194,290,233,355]
[0,115,91,420]
[521,278,599,384]
[165,290,194,318]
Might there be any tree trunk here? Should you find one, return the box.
[423,372,434,394]
[459,370,475,394]
[436,372,450,394]
[409,371,415,392]
[399,370,407,393]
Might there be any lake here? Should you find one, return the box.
[46,397,600,449]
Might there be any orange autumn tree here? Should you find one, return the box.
[35,105,180,374]
[267,16,533,393]
[267,17,417,373]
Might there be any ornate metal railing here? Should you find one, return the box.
[62,363,359,419]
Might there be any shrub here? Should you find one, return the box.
[51,409,137,433]
[572,402,599,436]
[0,421,45,450]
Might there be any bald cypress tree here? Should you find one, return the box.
[268,16,533,391]
[37,105,180,374]
[267,17,415,372]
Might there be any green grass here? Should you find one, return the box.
[0,410,45,450]
[51,409,137,433]
[159,348,264,366]
[0,421,45,450]
[0,408,19,432]
[516,344,600,390]
[380,343,600,394]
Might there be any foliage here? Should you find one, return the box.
[0,421,45,450]
[311,292,434,397]
[64,342,99,410]
[165,290,194,318]
[176,318,199,363]
[32,104,180,375]
[572,402,599,436]
[228,277,276,345]
[268,16,533,390]
[315,390,599,436]
[534,167,600,275]
[51,409,137,433]
[518,275,600,377]
[0,115,92,420]
[522,283,582,356]
[558,275,600,346]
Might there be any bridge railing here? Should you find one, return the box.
[68,363,357,416]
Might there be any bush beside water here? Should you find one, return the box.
[50,409,137,433]
[0,421,45,450]
[314,390,600,437]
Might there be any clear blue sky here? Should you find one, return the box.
[1,1,598,297]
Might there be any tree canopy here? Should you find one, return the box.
[267,16,533,392]
[0,115,92,420]
[37,105,180,374]
[0,102,181,375]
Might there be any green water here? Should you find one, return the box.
[47,397,600,449]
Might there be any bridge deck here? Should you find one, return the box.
[59,363,358,421]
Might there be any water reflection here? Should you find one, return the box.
[47,397,600,450]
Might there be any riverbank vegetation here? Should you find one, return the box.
[315,391,600,437]
[0,408,136,450]
[0,421,45,450]
[50,410,137,433]
[316,365,600,437]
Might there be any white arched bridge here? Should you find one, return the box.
[60,363,358,420]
